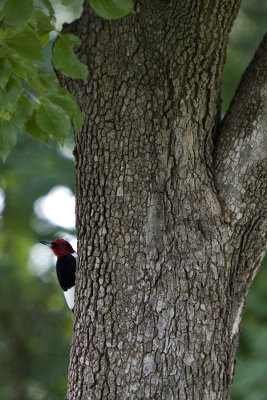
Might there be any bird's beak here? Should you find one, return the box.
[39,241,52,248]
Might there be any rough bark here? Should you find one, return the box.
[61,1,267,399]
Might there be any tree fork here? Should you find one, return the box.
[61,2,267,399]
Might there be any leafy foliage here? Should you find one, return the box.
[52,34,88,79]
[0,0,134,161]
[0,0,88,160]
[3,0,33,26]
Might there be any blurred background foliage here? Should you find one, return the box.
[0,0,266,399]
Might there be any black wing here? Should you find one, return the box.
[56,254,76,291]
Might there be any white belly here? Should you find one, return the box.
[63,286,75,310]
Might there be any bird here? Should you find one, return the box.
[39,239,76,312]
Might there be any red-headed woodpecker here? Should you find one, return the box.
[39,239,76,311]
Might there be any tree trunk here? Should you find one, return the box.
[62,1,267,399]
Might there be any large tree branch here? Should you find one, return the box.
[214,34,267,310]
[214,33,267,227]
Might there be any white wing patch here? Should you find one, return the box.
[63,286,75,310]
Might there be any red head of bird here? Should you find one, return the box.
[39,239,75,258]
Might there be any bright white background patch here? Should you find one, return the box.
[0,188,5,214]
[34,186,75,229]
[29,244,55,276]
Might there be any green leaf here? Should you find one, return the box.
[0,120,17,160]
[0,58,11,89]
[24,111,50,143]
[11,95,33,129]
[47,92,83,131]
[52,34,88,80]
[6,53,34,80]
[0,30,6,41]
[0,76,22,110]
[4,31,43,61]
[89,0,134,19]
[36,101,71,144]
[3,0,33,26]
[30,9,55,36]
[39,33,50,47]
[38,72,61,93]
[0,110,11,121]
